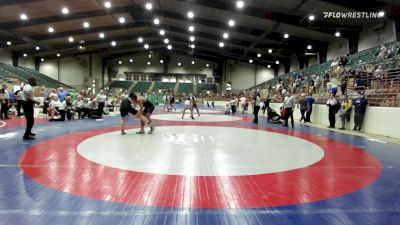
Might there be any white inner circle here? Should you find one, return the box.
[169,109,223,114]
[152,114,241,122]
[78,126,325,176]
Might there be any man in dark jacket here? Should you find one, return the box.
[352,93,368,132]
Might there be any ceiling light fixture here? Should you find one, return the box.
[167,45,172,50]
[68,37,74,42]
[188,25,195,32]
[335,31,341,37]
[118,60,122,65]
[223,33,229,39]
[144,44,149,49]
[159,30,165,36]
[257,53,262,58]
[6,41,12,46]
[104,1,111,8]
[99,32,105,38]
[23,53,28,57]
[268,49,273,53]
[378,11,385,18]
[153,18,160,25]
[20,13,28,20]
[57,53,61,57]
[206,64,209,67]
[164,38,169,44]
[236,1,244,9]
[307,45,312,50]
[267,65,271,68]
[160,60,164,64]
[228,19,235,27]
[35,46,40,51]
[283,33,289,39]
[41,58,44,62]
[119,17,125,24]
[187,11,194,19]
[130,58,133,62]
[249,59,253,63]
[61,7,69,14]
[111,41,117,46]
[189,36,195,42]
[276,60,279,64]
[190,44,196,49]
[192,61,195,65]
[48,27,54,33]
[219,42,224,48]
[178,62,181,66]
[83,22,90,28]
[145,2,152,10]
[147,62,151,65]
[138,37,144,43]
[309,15,315,21]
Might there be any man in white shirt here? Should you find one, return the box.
[22,78,39,140]
[96,90,107,118]
[283,92,295,127]
[240,96,246,114]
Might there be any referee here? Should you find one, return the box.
[22,78,38,140]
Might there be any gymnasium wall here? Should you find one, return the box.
[308,55,320,66]
[227,60,274,90]
[327,39,349,60]
[111,54,215,78]
[39,54,103,89]
[212,101,400,139]
[358,20,397,51]
[290,55,300,72]
[0,49,12,65]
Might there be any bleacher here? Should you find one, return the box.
[244,41,400,107]
[198,83,218,92]
[152,82,176,92]
[177,83,194,93]
[108,80,133,90]
[0,63,72,88]
[132,81,151,93]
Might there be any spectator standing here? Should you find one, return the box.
[283,92,295,128]
[305,94,315,123]
[230,97,237,115]
[353,93,368,132]
[22,78,38,140]
[252,92,261,124]
[262,95,271,115]
[57,87,67,102]
[326,93,338,128]
[297,93,308,123]
[339,95,352,130]
[15,84,24,117]
[0,83,10,119]
[96,90,107,118]
[240,95,246,114]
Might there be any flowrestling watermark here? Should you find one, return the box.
[323,11,385,19]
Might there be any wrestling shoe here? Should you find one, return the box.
[136,130,145,134]
[148,127,155,134]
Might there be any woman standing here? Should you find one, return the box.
[252,91,260,124]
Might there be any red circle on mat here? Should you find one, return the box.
[19,124,381,209]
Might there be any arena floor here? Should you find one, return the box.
[0,105,399,225]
